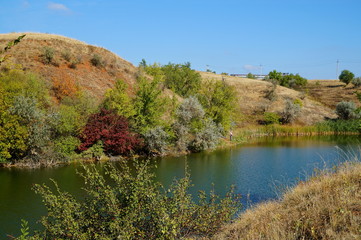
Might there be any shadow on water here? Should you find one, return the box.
[0,135,360,237]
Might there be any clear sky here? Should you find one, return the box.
[1,0,361,79]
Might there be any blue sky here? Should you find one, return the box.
[1,0,361,79]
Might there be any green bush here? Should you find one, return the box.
[173,96,223,152]
[189,118,223,152]
[61,50,71,62]
[281,99,301,124]
[54,136,80,158]
[316,120,361,133]
[143,126,169,155]
[247,73,256,79]
[24,161,240,239]
[267,70,307,88]
[264,80,277,101]
[352,77,361,87]
[42,47,55,64]
[335,101,359,120]
[102,80,135,118]
[197,80,237,131]
[263,112,280,125]
[90,54,103,67]
[80,140,104,160]
[144,62,201,97]
[293,98,303,107]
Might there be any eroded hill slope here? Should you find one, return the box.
[0,33,138,100]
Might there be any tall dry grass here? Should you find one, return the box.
[209,159,361,240]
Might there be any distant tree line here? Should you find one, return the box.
[266,70,307,88]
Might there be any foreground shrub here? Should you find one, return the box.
[335,101,358,120]
[24,161,240,239]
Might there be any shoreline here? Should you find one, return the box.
[2,125,360,169]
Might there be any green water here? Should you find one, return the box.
[0,135,360,238]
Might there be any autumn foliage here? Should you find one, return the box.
[79,109,141,155]
[52,72,79,100]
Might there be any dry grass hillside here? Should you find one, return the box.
[209,161,361,240]
[0,33,138,100]
[199,72,336,126]
[304,80,361,109]
[0,33,339,126]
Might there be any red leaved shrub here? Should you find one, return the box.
[78,109,141,155]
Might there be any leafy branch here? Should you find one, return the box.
[0,34,26,65]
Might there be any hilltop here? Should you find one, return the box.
[0,33,138,100]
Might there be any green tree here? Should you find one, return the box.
[339,70,355,85]
[102,80,135,118]
[133,75,167,133]
[10,96,53,157]
[161,62,201,97]
[267,70,307,88]
[247,73,256,79]
[138,58,147,68]
[268,70,283,82]
[197,80,237,131]
[0,106,28,162]
[0,69,52,162]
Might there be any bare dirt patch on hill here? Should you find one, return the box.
[304,80,361,109]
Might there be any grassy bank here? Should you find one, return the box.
[209,160,361,240]
[234,120,361,139]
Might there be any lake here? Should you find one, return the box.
[0,135,360,238]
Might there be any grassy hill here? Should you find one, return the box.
[199,72,336,126]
